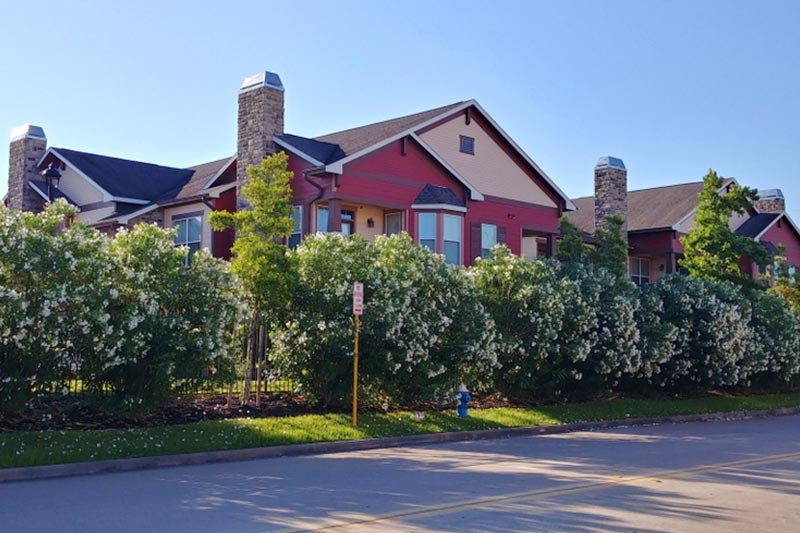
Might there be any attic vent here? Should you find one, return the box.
[460,135,475,155]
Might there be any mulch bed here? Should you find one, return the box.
[0,391,519,433]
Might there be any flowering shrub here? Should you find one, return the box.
[0,203,242,412]
[470,246,592,400]
[744,289,800,386]
[271,233,497,407]
[653,275,753,389]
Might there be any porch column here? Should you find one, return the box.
[327,199,342,232]
[547,234,557,258]
[665,252,675,274]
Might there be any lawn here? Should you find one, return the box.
[2,392,799,469]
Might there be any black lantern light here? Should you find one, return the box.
[41,162,62,203]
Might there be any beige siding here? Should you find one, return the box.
[352,204,384,243]
[59,166,104,205]
[75,205,115,224]
[164,202,212,252]
[419,116,556,207]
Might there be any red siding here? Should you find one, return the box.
[282,137,561,266]
[762,218,800,267]
[212,187,236,260]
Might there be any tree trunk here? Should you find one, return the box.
[226,384,233,408]
[242,308,260,405]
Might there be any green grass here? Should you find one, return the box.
[2,392,799,469]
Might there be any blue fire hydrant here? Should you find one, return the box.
[457,383,471,418]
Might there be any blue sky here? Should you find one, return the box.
[1,0,798,214]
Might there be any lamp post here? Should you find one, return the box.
[41,162,62,203]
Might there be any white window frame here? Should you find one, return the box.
[288,204,302,248]
[173,215,202,265]
[385,212,403,236]
[418,212,437,252]
[481,223,497,259]
[630,257,651,286]
[443,214,462,265]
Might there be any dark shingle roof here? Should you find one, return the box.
[277,134,345,164]
[735,213,780,238]
[54,148,194,202]
[313,102,464,157]
[412,184,465,207]
[566,182,706,233]
[27,180,77,205]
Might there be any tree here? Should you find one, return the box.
[769,245,800,317]
[555,217,588,273]
[680,170,772,285]
[591,214,628,278]
[209,152,296,404]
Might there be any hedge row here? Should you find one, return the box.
[274,234,800,407]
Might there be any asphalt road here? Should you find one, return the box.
[1,415,799,532]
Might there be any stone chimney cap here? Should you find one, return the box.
[10,124,46,142]
[240,71,284,94]
[757,188,784,200]
[595,156,626,171]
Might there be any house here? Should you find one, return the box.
[564,158,800,285]
[5,71,575,266]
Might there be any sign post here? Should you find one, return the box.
[352,282,363,426]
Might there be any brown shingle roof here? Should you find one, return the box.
[313,102,464,156]
[173,157,233,200]
[566,181,706,233]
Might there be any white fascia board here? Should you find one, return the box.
[202,156,237,189]
[47,148,113,200]
[754,212,800,242]
[206,182,236,198]
[324,101,475,175]
[467,100,577,211]
[409,133,483,201]
[117,203,159,225]
[273,137,324,166]
[27,181,50,202]
[411,203,468,213]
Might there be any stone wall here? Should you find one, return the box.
[755,198,785,214]
[236,72,285,210]
[594,156,628,238]
[7,130,47,212]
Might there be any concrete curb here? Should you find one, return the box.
[2,406,799,483]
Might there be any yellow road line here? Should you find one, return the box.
[272,450,800,533]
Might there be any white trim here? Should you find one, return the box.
[671,177,742,231]
[754,212,800,242]
[466,100,577,211]
[411,203,468,213]
[409,133,483,201]
[205,181,236,198]
[27,181,51,203]
[202,156,236,189]
[322,100,573,210]
[46,148,113,200]
[273,137,325,166]
[110,195,149,205]
[117,203,159,225]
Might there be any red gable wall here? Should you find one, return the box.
[762,217,800,267]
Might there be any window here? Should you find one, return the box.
[341,210,355,235]
[419,213,436,252]
[481,224,497,258]
[443,214,462,265]
[174,215,201,265]
[460,135,475,155]
[385,212,402,236]
[630,257,651,286]
[317,205,329,232]
[288,205,302,248]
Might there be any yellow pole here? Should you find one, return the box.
[352,314,359,426]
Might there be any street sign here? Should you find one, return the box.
[353,282,363,316]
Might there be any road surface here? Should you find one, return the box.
[1,415,799,532]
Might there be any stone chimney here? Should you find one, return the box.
[594,156,628,238]
[7,124,47,212]
[755,189,785,214]
[236,71,285,209]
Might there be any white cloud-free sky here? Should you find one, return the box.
[1,0,798,212]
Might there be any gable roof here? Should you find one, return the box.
[735,213,780,238]
[412,184,465,208]
[275,134,345,165]
[175,157,233,200]
[51,148,194,203]
[314,102,465,157]
[567,181,706,234]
